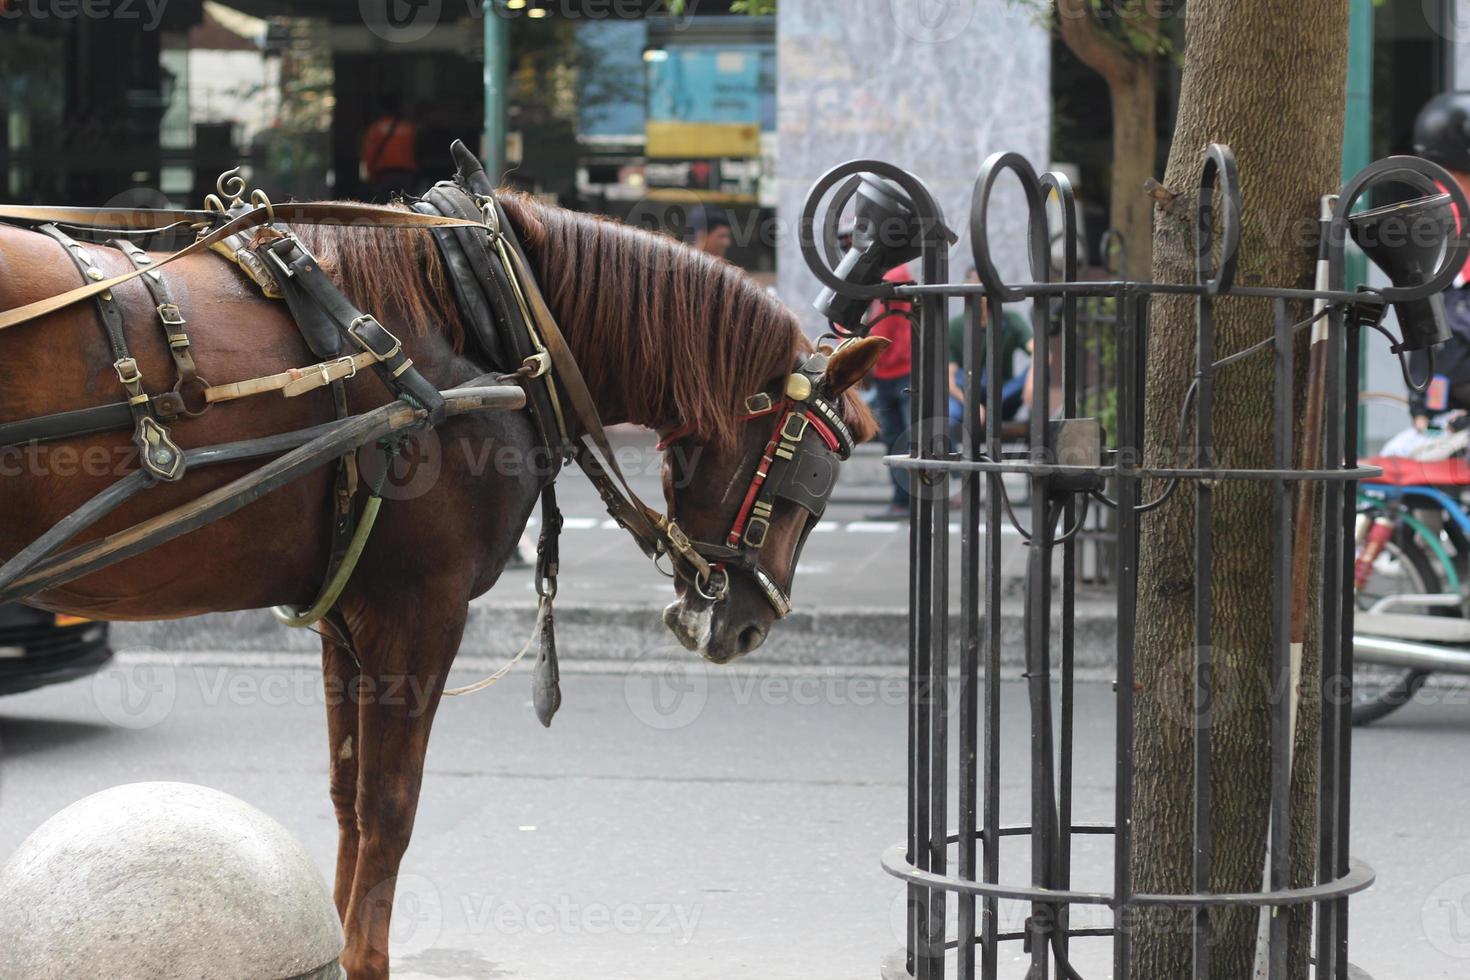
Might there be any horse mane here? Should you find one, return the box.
[290,195,876,451]
[497,193,876,449]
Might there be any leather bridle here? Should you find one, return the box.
[658,348,857,618]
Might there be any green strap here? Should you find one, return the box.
[272,495,384,628]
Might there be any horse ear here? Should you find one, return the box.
[822,336,890,395]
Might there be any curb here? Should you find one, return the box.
[112,600,1119,669]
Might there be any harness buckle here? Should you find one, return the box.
[480,198,502,238]
[113,357,142,387]
[743,516,770,549]
[348,314,403,361]
[263,240,298,279]
[156,303,186,327]
[780,412,810,443]
[744,392,774,414]
[522,351,552,378]
[664,519,694,556]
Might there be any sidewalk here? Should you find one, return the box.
[112,430,1120,668]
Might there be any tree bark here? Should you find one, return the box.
[1131,1,1348,977]
[1056,0,1159,280]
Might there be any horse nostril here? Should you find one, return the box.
[737,624,766,654]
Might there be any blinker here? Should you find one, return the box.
[776,449,838,517]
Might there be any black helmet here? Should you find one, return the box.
[1414,92,1470,173]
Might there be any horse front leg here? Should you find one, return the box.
[337,593,466,980]
[323,632,363,920]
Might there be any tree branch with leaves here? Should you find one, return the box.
[1050,0,1173,278]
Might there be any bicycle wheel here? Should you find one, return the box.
[1353,524,1441,725]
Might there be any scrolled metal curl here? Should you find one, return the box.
[797,158,949,301]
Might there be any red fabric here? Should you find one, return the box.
[868,265,914,380]
[1364,455,1470,486]
[362,116,418,180]
[1437,180,1470,284]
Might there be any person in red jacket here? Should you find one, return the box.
[865,263,915,519]
[360,95,418,201]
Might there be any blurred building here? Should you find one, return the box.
[0,0,1463,317]
[0,0,780,272]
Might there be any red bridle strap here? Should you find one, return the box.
[804,413,842,454]
[726,401,795,548]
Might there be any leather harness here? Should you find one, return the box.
[0,142,852,629]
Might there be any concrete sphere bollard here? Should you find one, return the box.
[0,782,344,980]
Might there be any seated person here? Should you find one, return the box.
[946,267,1033,435]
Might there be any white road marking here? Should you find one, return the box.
[540,517,1023,536]
[846,522,903,533]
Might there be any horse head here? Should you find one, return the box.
[659,336,887,663]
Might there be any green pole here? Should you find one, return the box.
[483,0,509,182]
[1343,0,1373,284]
[1345,0,1372,452]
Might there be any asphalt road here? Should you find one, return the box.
[3,657,1469,979]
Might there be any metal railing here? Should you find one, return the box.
[801,147,1470,979]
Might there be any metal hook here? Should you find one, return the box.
[250,187,275,224]
[970,151,1049,304]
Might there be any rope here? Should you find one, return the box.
[443,596,550,697]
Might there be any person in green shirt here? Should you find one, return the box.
[947,267,1034,431]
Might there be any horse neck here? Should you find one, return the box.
[551,311,675,435]
[504,201,797,445]
[530,262,732,437]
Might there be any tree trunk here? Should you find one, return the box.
[1131,1,1348,977]
[1109,64,1157,281]
[1055,0,1159,280]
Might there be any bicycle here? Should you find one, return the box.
[1353,454,1470,723]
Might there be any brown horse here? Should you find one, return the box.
[0,193,882,978]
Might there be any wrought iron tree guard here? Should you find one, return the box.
[801,147,1470,979]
